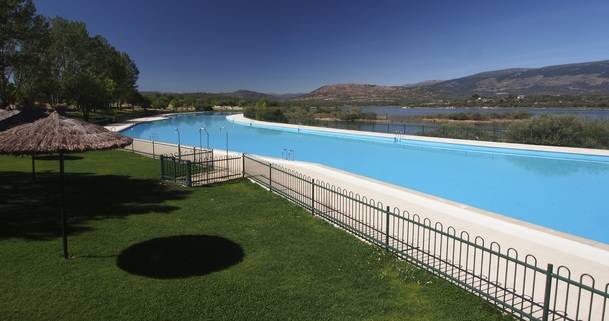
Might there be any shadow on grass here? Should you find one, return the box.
[34,154,84,161]
[117,235,243,279]
[0,171,191,240]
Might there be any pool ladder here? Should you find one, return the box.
[282,148,295,160]
[394,131,405,143]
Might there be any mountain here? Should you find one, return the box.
[296,83,434,103]
[293,60,609,103]
[428,60,609,97]
[227,90,306,101]
[228,90,275,101]
[403,80,444,87]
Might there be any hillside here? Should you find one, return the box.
[295,83,435,104]
[293,60,609,103]
[429,60,609,97]
[228,90,275,101]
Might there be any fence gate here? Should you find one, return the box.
[160,150,243,186]
[160,154,192,186]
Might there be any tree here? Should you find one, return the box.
[46,18,101,119]
[1,1,143,117]
[106,49,139,110]
[126,91,150,110]
[13,15,51,107]
[45,18,140,119]
[0,0,46,107]
[46,18,90,110]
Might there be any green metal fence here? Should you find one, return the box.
[160,150,242,186]
[160,154,192,186]
[242,154,609,321]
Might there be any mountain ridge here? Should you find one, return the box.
[295,59,609,102]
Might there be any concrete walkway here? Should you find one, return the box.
[104,115,170,132]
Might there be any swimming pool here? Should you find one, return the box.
[123,113,609,245]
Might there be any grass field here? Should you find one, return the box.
[0,151,511,321]
[65,108,162,125]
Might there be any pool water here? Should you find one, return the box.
[123,113,609,245]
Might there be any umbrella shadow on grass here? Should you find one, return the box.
[34,154,84,161]
[117,235,244,279]
[0,171,191,240]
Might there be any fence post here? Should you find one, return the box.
[541,263,554,321]
[385,206,390,250]
[269,163,272,192]
[160,155,164,179]
[152,140,156,159]
[206,155,210,184]
[186,161,192,187]
[311,179,315,215]
[173,157,177,182]
[242,154,245,178]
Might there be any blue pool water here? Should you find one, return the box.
[123,113,609,244]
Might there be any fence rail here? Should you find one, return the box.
[242,154,609,321]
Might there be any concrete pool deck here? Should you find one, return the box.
[104,115,170,132]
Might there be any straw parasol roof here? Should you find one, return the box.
[0,111,133,259]
[0,107,49,132]
[0,111,132,154]
[0,108,20,122]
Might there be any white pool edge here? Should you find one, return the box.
[104,115,172,132]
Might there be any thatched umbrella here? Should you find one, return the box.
[0,112,132,259]
[0,108,50,180]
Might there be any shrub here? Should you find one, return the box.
[244,105,288,123]
[506,115,609,148]
[337,110,377,121]
[427,123,494,141]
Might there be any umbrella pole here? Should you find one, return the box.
[59,152,69,259]
[32,154,36,181]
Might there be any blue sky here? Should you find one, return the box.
[35,0,609,93]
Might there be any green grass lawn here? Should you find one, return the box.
[0,151,511,321]
[65,108,163,125]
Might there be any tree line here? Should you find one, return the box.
[1,0,146,120]
[143,92,272,110]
